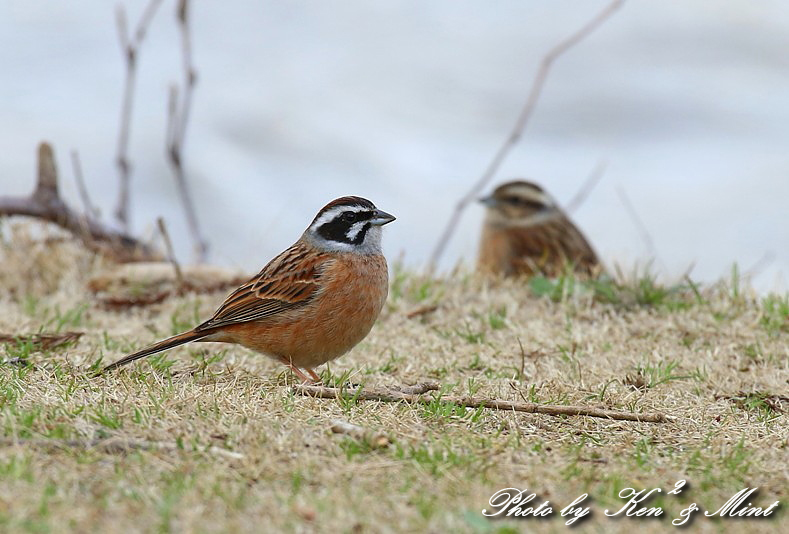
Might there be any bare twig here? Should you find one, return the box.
[0,437,243,459]
[389,382,441,395]
[166,0,208,263]
[157,217,185,290]
[614,185,666,271]
[294,383,669,423]
[428,0,625,271]
[517,337,526,381]
[405,304,439,319]
[0,143,162,262]
[98,292,170,310]
[0,332,83,352]
[715,392,788,414]
[742,251,776,281]
[330,419,390,448]
[70,151,99,220]
[565,160,608,214]
[114,0,165,232]
[87,263,249,309]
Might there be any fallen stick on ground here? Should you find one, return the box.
[295,384,669,423]
[389,382,440,395]
[0,331,83,352]
[0,143,161,262]
[405,304,439,319]
[0,437,243,460]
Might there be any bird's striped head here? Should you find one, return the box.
[306,196,395,254]
[480,180,558,225]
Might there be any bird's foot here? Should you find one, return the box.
[286,364,322,385]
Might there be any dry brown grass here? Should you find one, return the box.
[0,227,786,533]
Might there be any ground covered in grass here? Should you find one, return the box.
[0,231,787,533]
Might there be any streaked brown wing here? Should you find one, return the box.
[196,241,328,331]
[508,214,599,275]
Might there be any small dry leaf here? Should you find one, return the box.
[623,371,647,390]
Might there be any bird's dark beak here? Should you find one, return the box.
[370,209,396,226]
[479,195,497,207]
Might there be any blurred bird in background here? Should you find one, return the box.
[477,180,601,278]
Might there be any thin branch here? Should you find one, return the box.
[742,251,776,281]
[0,332,83,352]
[428,0,625,272]
[87,263,250,309]
[70,150,99,220]
[405,304,439,319]
[156,216,185,290]
[0,437,243,459]
[132,0,163,43]
[715,391,788,414]
[614,184,666,273]
[166,0,208,263]
[388,382,440,395]
[294,383,669,423]
[0,142,162,262]
[517,337,527,381]
[174,0,196,144]
[565,160,607,214]
[113,0,165,232]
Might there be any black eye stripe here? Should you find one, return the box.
[317,211,374,245]
[503,197,545,210]
[342,210,373,222]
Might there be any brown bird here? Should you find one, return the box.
[102,196,395,383]
[477,180,601,278]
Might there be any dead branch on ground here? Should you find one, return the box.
[87,262,248,309]
[388,382,440,395]
[0,332,83,352]
[0,143,162,262]
[405,304,439,319]
[0,437,243,459]
[715,392,788,414]
[428,0,625,272]
[114,0,165,232]
[166,0,208,263]
[294,382,669,423]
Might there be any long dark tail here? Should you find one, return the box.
[101,330,210,372]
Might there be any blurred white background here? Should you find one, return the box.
[1,1,787,291]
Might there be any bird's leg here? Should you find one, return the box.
[306,368,322,384]
[285,363,313,384]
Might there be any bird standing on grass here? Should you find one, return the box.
[101,196,395,383]
[477,180,601,278]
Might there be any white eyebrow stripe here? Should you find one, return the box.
[503,186,554,208]
[309,205,367,230]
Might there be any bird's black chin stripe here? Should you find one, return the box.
[350,223,371,245]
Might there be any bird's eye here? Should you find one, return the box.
[342,212,358,223]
